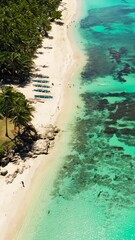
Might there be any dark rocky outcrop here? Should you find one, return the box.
[0,125,60,183]
[0,169,8,176]
[1,158,10,167]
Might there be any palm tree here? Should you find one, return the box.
[0,86,34,138]
[0,86,14,138]
[12,94,34,134]
[7,52,21,81]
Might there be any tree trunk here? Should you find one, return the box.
[5,117,9,138]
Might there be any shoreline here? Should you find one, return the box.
[0,0,86,239]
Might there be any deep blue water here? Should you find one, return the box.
[17,0,135,239]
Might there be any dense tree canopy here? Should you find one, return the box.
[0,0,62,83]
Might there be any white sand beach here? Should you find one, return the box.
[0,0,85,239]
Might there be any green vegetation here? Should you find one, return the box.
[0,0,62,156]
[0,118,15,156]
[0,0,62,83]
[0,86,35,154]
[0,86,34,136]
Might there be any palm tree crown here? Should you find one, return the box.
[0,86,34,138]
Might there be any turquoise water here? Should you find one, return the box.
[17,0,135,239]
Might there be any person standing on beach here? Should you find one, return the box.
[21,181,25,187]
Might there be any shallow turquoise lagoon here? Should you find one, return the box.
[17,0,135,239]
